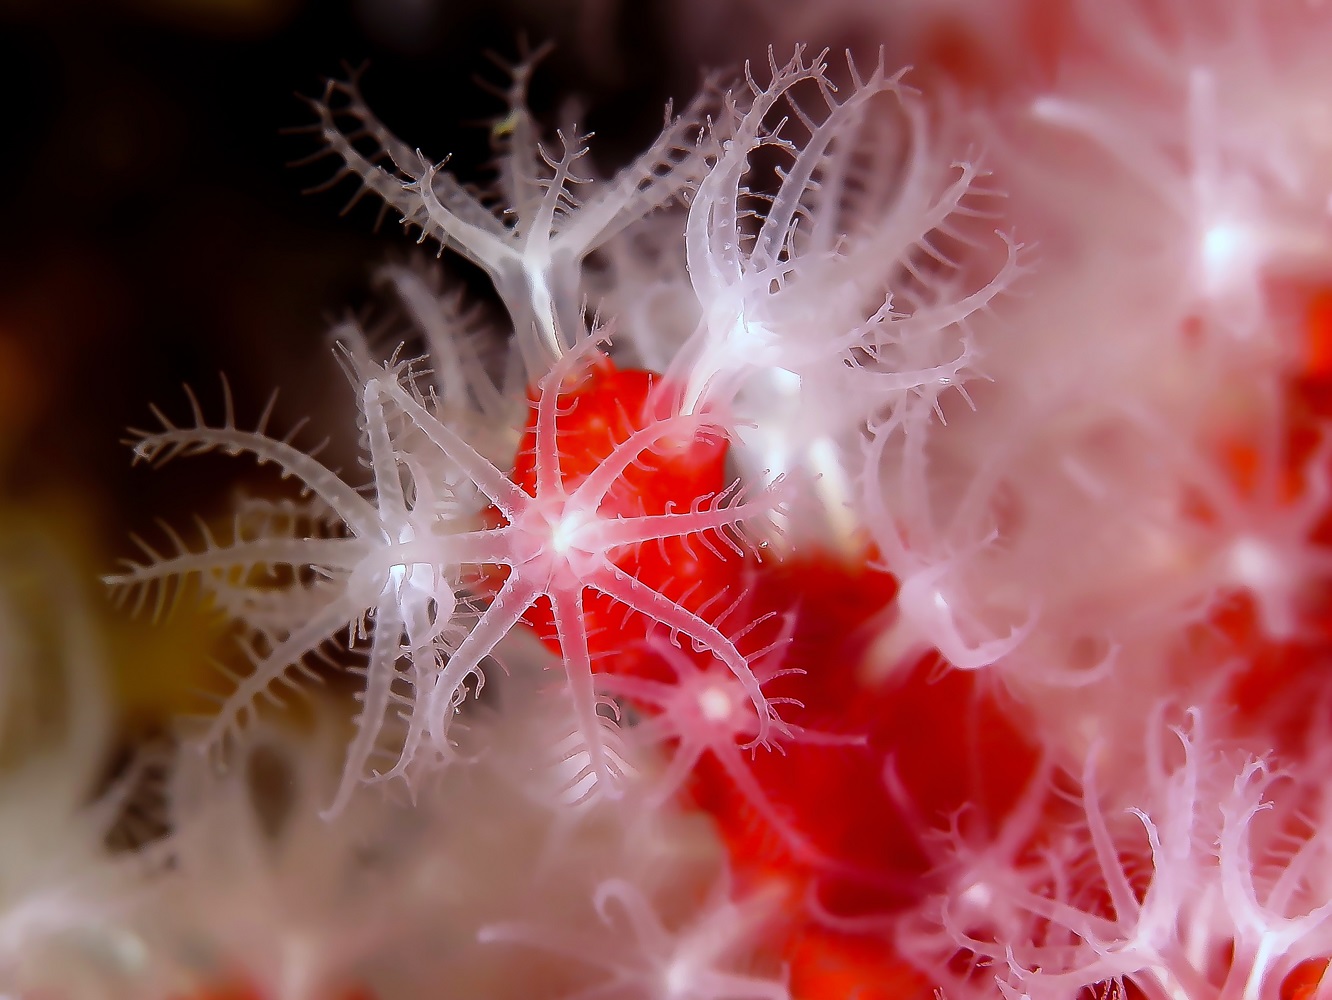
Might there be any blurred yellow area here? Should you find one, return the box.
[0,490,235,748]
[105,594,236,734]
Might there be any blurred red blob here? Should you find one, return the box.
[647,551,1046,994]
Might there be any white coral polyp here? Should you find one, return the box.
[919,711,1332,1000]
[672,47,1020,546]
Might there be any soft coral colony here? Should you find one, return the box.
[14,0,1332,997]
